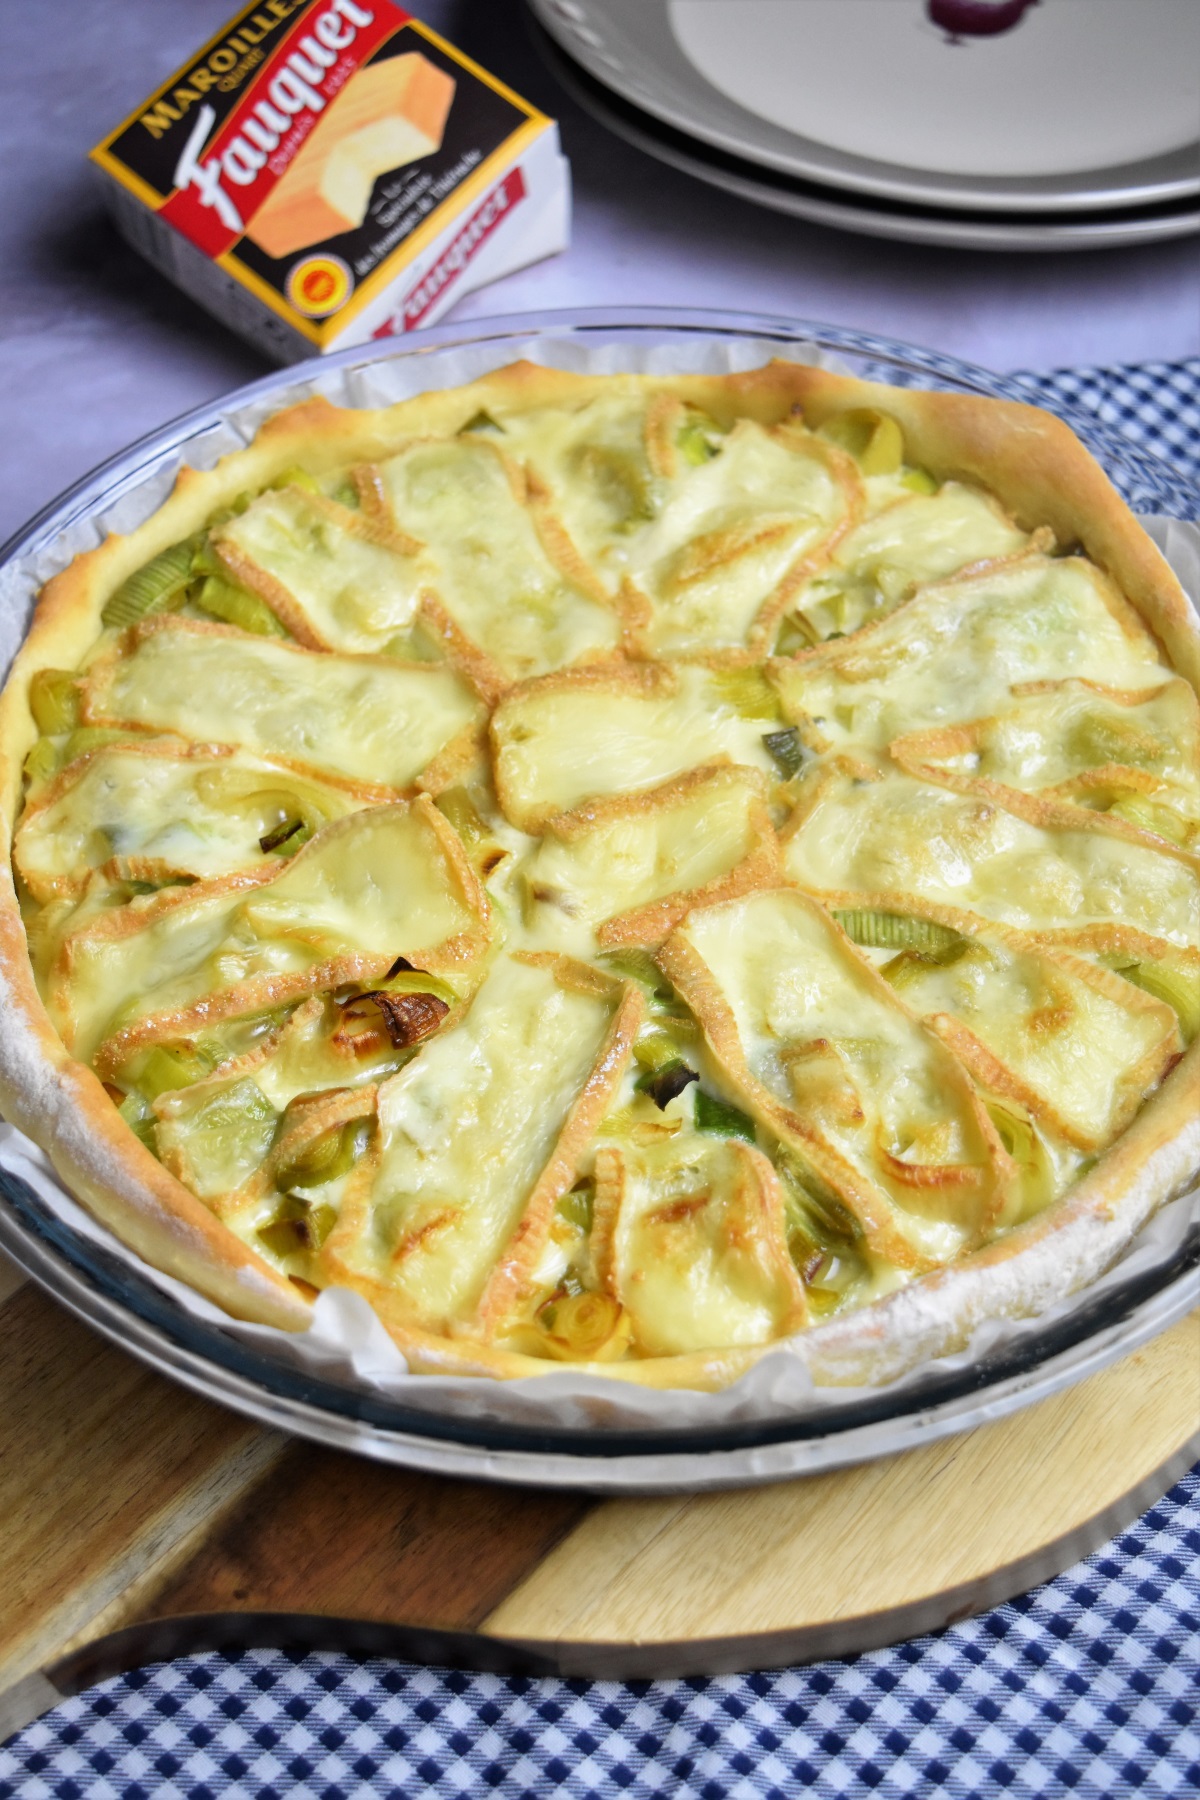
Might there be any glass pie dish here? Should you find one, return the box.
[1,307,1197,1492]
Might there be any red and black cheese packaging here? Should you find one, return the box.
[90,0,571,361]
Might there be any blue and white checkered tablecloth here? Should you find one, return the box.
[1,358,1198,1800]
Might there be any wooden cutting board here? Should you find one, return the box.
[1,1247,1197,1745]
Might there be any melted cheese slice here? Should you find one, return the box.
[504,399,851,654]
[784,770,1200,949]
[242,993,414,1111]
[490,665,778,831]
[498,390,656,558]
[792,482,1028,640]
[152,993,423,1206]
[14,744,364,900]
[339,956,625,1330]
[376,439,620,683]
[522,768,775,949]
[891,678,1200,837]
[882,932,1179,1150]
[154,1075,281,1205]
[659,888,1006,1265]
[86,620,483,792]
[770,555,1167,754]
[54,801,486,1067]
[592,1137,805,1355]
[628,423,851,655]
[216,488,426,654]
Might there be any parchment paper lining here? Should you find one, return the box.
[1,332,1197,1437]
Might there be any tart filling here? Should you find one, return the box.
[1,362,1197,1389]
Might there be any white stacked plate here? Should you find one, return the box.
[526,0,1200,250]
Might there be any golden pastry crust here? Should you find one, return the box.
[1,359,1197,1393]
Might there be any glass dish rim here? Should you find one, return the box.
[1,304,1197,1471]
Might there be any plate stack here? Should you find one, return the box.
[526,0,1200,250]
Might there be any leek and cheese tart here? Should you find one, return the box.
[1,361,1198,1393]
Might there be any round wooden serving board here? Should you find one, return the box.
[0,1250,1196,1744]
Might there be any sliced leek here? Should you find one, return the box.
[709,667,782,721]
[258,1193,338,1260]
[531,1291,631,1361]
[985,1099,1056,1222]
[578,445,656,526]
[677,410,724,465]
[632,1031,685,1074]
[435,787,490,849]
[637,1063,698,1110]
[694,1089,757,1143]
[102,540,195,629]
[258,817,309,855]
[776,1151,862,1250]
[762,726,809,779]
[28,669,80,736]
[1108,796,1190,847]
[1118,962,1200,1041]
[193,575,288,638]
[431,788,507,878]
[22,739,60,786]
[820,409,904,476]
[834,910,963,954]
[269,466,321,494]
[557,1180,594,1234]
[118,1091,158,1152]
[341,986,451,1050]
[137,1043,219,1099]
[375,968,459,1004]
[631,1020,699,1108]
[276,1117,370,1192]
[773,613,819,657]
[459,409,504,434]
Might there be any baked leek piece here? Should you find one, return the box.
[1,361,1198,1391]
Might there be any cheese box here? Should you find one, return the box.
[90,0,571,362]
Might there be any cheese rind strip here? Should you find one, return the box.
[85,619,484,793]
[591,1137,806,1355]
